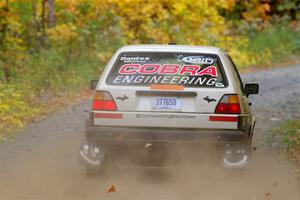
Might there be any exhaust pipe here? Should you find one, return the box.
[79,143,105,169]
[222,144,249,168]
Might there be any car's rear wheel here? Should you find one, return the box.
[79,142,106,178]
[222,142,252,168]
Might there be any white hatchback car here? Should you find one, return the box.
[80,44,259,172]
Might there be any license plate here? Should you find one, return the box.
[151,97,181,110]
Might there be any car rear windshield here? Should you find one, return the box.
[106,52,227,88]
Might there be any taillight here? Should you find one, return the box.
[92,91,117,111]
[215,94,240,114]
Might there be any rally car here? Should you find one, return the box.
[79,44,259,173]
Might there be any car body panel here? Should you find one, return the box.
[85,125,249,144]
[99,86,232,113]
[93,111,247,129]
[87,45,254,142]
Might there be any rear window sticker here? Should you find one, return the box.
[215,82,225,87]
[182,56,214,65]
[107,52,227,88]
[118,64,218,77]
[120,56,150,63]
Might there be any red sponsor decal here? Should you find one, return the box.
[119,64,217,77]
[119,64,140,74]
[159,64,181,74]
[198,66,217,77]
[140,64,161,74]
[179,65,200,75]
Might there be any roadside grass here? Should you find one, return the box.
[233,21,300,69]
[247,23,300,66]
[0,86,92,142]
[274,118,300,167]
[0,47,100,140]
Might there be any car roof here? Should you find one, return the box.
[117,45,224,54]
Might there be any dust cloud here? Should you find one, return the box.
[1,136,299,200]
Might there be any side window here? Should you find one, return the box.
[226,55,245,94]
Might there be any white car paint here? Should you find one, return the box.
[92,45,252,130]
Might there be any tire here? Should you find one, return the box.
[79,142,106,178]
[222,142,252,169]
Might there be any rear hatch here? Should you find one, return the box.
[94,52,238,129]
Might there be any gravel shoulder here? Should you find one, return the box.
[1,65,300,200]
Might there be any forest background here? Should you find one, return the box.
[0,0,300,138]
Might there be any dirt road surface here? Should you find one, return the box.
[1,65,300,200]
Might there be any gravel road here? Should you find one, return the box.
[1,65,300,200]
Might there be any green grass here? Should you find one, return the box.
[275,118,300,165]
[235,22,300,67]
[276,118,300,148]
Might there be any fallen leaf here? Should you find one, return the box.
[116,133,124,141]
[264,192,272,200]
[107,185,116,193]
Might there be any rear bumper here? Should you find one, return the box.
[85,122,249,144]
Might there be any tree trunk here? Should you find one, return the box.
[41,0,46,36]
[37,0,47,47]
[0,0,10,83]
[31,0,38,48]
[48,0,55,28]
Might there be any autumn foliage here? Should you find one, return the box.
[0,0,300,137]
